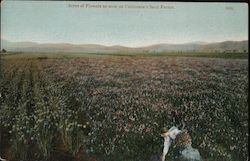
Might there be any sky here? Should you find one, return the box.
[1,1,248,47]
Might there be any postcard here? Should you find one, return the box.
[0,1,248,161]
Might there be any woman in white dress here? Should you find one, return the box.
[161,126,182,161]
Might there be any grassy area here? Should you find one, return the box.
[1,51,248,59]
[94,51,248,59]
[0,53,248,161]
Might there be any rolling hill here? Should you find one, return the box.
[1,39,248,53]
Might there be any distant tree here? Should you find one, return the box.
[1,49,7,53]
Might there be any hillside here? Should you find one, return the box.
[1,40,248,53]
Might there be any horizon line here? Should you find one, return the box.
[1,39,248,48]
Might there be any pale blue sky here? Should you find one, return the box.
[1,1,248,47]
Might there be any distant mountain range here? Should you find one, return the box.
[1,40,248,53]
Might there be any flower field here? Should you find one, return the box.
[0,54,248,161]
